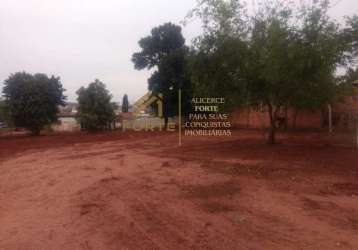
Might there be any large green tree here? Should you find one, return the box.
[187,0,356,144]
[76,79,116,131]
[2,72,66,135]
[132,23,192,126]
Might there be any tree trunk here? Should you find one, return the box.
[246,108,251,128]
[268,126,276,144]
[293,109,299,129]
[164,116,169,129]
[284,105,288,130]
[356,122,358,150]
[31,127,41,136]
[320,108,327,128]
[267,103,277,145]
[328,104,333,134]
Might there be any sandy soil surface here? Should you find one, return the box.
[0,130,357,250]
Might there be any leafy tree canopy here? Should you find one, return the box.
[76,79,116,131]
[186,0,357,143]
[132,23,186,70]
[2,72,66,135]
[132,23,192,123]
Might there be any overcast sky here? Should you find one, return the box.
[0,0,357,103]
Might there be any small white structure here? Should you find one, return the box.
[52,117,81,132]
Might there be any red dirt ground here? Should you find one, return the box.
[0,130,357,250]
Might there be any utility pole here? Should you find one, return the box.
[178,89,182,147]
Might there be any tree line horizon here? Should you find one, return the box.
[1,0,358,143]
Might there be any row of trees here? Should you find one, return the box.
[132,0,358,144]
[2,0,357,141]
[1,73,126,134]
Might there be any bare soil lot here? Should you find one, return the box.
[0,130,357,249]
